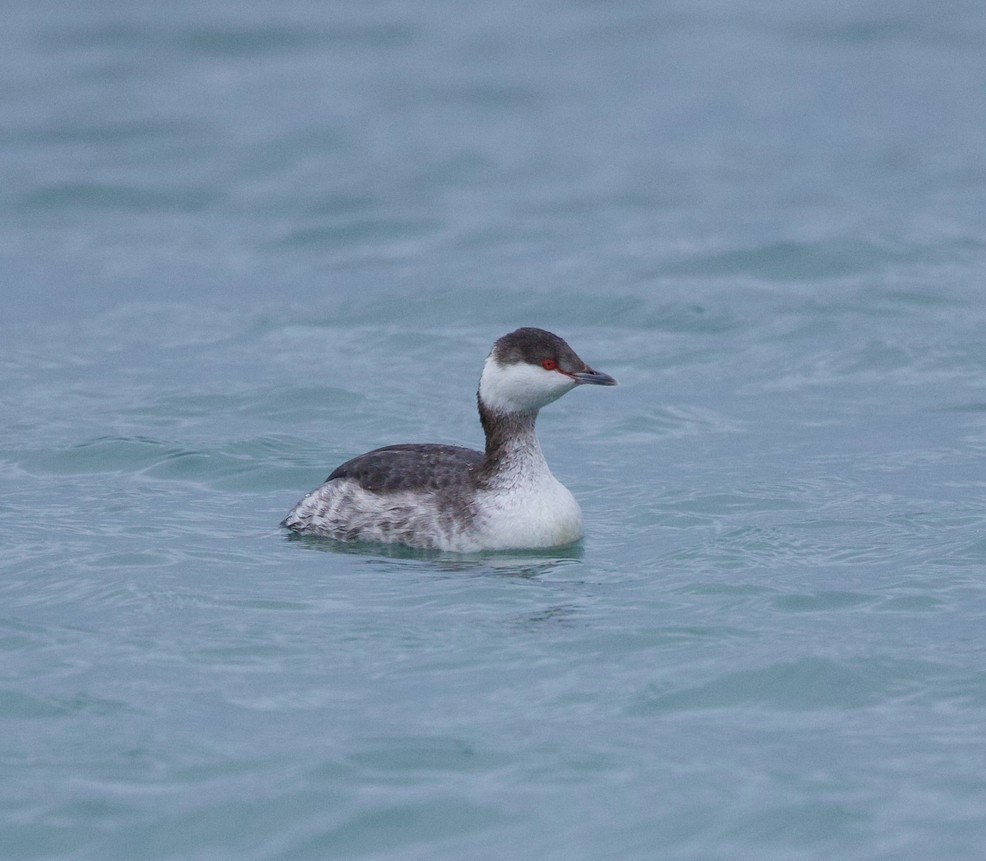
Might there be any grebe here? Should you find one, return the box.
[281,327,616,551]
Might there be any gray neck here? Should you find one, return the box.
[477,398,548,486]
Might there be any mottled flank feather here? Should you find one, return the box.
[281,445,485,550]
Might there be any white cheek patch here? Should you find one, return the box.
[478,357,576,413]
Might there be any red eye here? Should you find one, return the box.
[542,359,558,371]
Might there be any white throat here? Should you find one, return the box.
[477,356,576,415]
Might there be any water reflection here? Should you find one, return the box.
[283,530,583,578]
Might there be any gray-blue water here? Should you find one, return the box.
[4,1,986,858]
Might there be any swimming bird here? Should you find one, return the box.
[281,327,616,551]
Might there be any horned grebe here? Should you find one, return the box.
[281,327,617,552]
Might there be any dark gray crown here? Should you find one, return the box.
[491,327,587,374]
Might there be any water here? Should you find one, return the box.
[3,1,986,858]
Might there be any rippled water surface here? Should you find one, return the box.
[4,1,986,859]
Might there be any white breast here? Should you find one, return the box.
[472,469,584,551]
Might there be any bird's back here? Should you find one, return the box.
[326,444,484,492]
[281,444,485,549]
